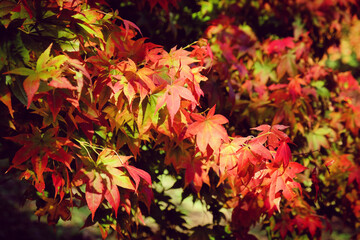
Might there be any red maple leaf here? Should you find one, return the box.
[52,172,66,201]
[73,148,152,219]
[274,218,294,239]
[217,136,272,182]
[5,44,75,108]
[251,124,290,149]
[268,162,307,211]
[288,75,308,102]
[274,140,292,168]
[6,127,74,192]
[85,170,105,220]
[295,215,323,237]
[348,166,360,189]
[187,105,229,153]
[155,79,197,125]
[219,137,246,175]
[184,157,210,192]
[266,37,295,54]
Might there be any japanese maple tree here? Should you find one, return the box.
[1,0,359,239]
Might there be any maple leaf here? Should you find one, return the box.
[190,39,213,68]
[106,167,136,190]
[52,172,66,201]
[72,168,106,220]
[5,67,38,108]
[124,164,152,192]
[187,105,229,152]
[155,46,198,82]
[31,155,48,192]
[274,140,292,168]
[305,126,332,151]
[231,193,265,234]
[218,137,253,185]
[117,17,142,39]
[46,92,64,121]
[6,127,74,192]
[5,44,72,108]
[85,171,105,220]
[123,58,156,92]
[274,218,294,239]
[251,124,290,148]
[0,86,14,117]
[81,151,130,216]
[277,52,297,79]
[73,148,152,219]
[158,46,197,68]
[155,79,197,125]
[146,47,166,64]
[104,179,121,216]
[165,142,193,170]
[135,93,161,137]
[253,60,277,84]
[218,136,272,183]
[73,20,104,45]
[294,215,323,237]
[348,166,360,189]
[340,103,360,136]
[246,139,273,163]
[34,196,71,225]
[97,149,136,215]
[268,162,307,211]
[219,137,245,174]
[266,37,295,54]
[184,157,210,192]
[288,75,308,102]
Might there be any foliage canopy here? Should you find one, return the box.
[0,0,359,239]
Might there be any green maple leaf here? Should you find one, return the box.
[254,60,277,83]
[73,148,152,219]
[5,44,71,108]
[277,52,297,80]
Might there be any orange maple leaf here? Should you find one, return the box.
[187,105,229,152]
[155,79,197,125]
